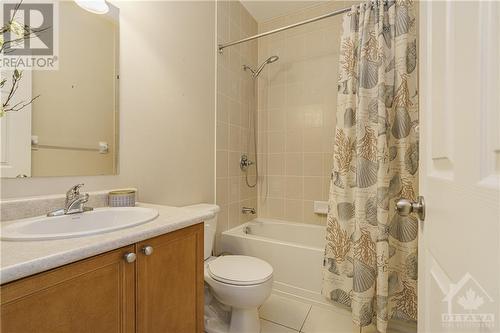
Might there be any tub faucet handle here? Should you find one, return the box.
[240,155,254,171]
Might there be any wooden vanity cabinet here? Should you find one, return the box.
[0,223,204,333]
[136,224,204,333]
[0,245,136,333]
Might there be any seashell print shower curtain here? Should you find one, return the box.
[322,1,418,332]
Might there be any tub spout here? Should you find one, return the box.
[242,207,256,215]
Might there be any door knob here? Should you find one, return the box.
[395,196,425,221]
[124,252,137,263]
[142,245,154,256]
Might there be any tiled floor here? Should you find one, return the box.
[259,294,378,333]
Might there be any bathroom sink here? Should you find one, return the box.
[1,207,159,241]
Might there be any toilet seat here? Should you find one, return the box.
[207,255,273,286]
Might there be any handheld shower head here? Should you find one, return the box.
[254,55,280,78]
[243,55,280,78]
[266,55,279,64]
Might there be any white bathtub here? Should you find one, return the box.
[220,218,330,306]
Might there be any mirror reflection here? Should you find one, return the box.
[0,1,119,178]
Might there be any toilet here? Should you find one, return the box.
[183,204,273,333]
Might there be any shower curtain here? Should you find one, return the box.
[322,1,418,332]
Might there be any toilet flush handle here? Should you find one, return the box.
[142,245,154,256]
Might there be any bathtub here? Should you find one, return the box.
[220,218,331,306]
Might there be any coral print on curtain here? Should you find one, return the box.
[322,1,418,332]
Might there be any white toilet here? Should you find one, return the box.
[183,204,273,333]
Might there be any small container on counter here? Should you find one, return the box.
[108,189,136,207]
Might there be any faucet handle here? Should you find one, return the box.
[66,184,84,201]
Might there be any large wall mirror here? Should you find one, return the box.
[1,1,119,178]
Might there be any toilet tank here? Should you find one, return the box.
[182,204,219,260]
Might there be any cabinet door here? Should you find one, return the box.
[0,245,135,333]
[136,223,204,333]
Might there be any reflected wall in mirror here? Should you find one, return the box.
[0,1,119,178]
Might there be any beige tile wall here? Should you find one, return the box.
[216,1,258,253]
[256,2,347,225]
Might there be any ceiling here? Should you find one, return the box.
[240,1,325,22]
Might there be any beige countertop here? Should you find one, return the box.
[0,203,213,284]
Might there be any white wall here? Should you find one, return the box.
[0,1,216,206]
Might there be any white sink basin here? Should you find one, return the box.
[1,207,159,241]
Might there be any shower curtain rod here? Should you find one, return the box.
[218,7,349,53]
[217,0,389,53]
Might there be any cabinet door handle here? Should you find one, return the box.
[124,252,137,263]
[142,245,154,256]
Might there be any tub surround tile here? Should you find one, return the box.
[302,128,323,153]
[229,125,242,151]
[257,1,345,224]
[268,153,285,175]
[268,176,285,197]
[217,122,229,150]
[285,153,304,176]
[284,199,304,222]
[216,0,258,254]
[229,177,241,201]
[228,202,241,229]
[303,201,326,225]
[285,176,303,200]
[260,294,311,331]
[269,108,286,131]
[228,152,242,177]
[0,203,214,284]
[303,153,323,176]
[265,198,285,219]
[285,130,303,153]
[217,150,229,177]
[269,131,286,153]
[216,178,230,206]
[303,177,323,201]
[217,93,229,123]
[240,176,254,200]
[0,190,119,222]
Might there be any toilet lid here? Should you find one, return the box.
[207,255,273,286]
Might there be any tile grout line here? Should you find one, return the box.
[261,318,300,332]
[298,305,312,333]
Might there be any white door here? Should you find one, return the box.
[0,70,32,178]
[419,1,500,332]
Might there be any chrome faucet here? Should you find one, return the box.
[47,184,94,217]
[241,207,256,215]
